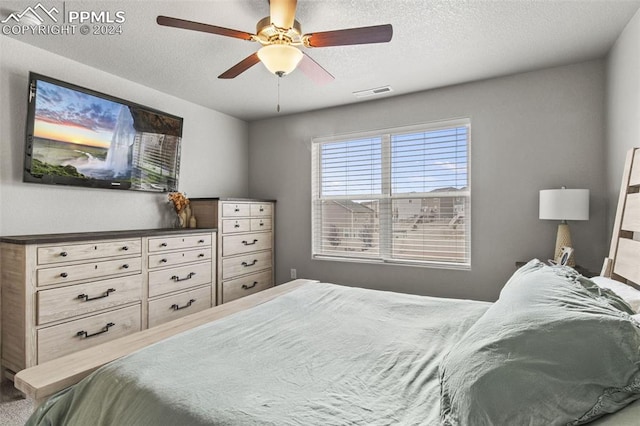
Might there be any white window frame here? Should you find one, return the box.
[312,118,471,270]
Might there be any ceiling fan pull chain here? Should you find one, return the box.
[277,73,282,113]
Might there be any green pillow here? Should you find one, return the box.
[439,259,640,425]
[570,269,635,314]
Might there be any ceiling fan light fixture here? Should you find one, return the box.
[257,44,303,76]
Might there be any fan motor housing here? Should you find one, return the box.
[256,16,303,45]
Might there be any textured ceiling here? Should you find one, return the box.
[2,0,640,121]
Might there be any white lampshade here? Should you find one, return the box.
[539,188,589,221]
[257,44,303,76]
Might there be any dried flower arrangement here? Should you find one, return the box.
[168,192,196,228]
[168,192,189,213]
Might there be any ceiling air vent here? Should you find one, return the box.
[353,86,393,99]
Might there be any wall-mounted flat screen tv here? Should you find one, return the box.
[24,72,183,192]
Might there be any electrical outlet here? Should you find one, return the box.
[290,268,297,279]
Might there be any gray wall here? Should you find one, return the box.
[0,37,249,236]
[248,60,607,302]
[0,36,615,302]
[606,9,640,241]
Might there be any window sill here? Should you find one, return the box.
[313,254,471,271]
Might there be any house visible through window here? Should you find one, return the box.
[312,119,470,269]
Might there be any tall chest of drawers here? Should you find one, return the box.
[191,198,275,305]
[0,228,216,378]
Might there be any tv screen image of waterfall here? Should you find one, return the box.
[29,79,182,192]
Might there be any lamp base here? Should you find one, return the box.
[554,223,575,267]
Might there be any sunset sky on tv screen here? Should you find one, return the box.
[33,80,121,149]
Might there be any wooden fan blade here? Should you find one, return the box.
[298,53,334,85]
[270,0,297,29]
[218,53,261,79]
[305,24,393,47]
[157,16,254,41]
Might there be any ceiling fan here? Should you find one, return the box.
[156,0,393,84]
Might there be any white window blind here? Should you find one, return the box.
[312,119,470,269]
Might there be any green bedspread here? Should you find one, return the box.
[27,282,490,426]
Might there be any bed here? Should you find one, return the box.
[14,147,640,425]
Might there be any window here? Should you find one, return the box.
[312,119,470,269]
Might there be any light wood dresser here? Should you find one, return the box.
[0,228,216,378]
[190,198,275,304]
[146,232,214,327]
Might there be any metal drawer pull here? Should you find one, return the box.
[234,223,240,228]
[259,222,264,227]
[242,239,258,246]
[60,251,68,257]
[60,272,68,278]
[242,281,258,290]
[160,242,168,247]
[77,288,116,301]
[171,272,196,282]
[241,259,258,267]
[160,258,168,263]
[76,322,115,339]
[259,207,264,212]
[234,206,240,212]
[122,264,129,269]
[198,253,205,258]
[122,246,129,251]
[198,239,205,243]
[171,299,196,311]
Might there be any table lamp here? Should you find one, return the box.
[539,187,589,266]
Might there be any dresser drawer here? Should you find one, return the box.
[37,239,141,265]
[222,232,272,257]
[148,248,212,269]
[222,270,273,304]
[222,251,272,280]
[148,261,212,298]
[148,234,212,253]
[37,304,141,364]
[37,275,142,325]
[250,218,271,231]
[148,285,212,328]
[222,219,251,234]
[37,257,142,287]
[221,203,251,217]
[250,203,272,217]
